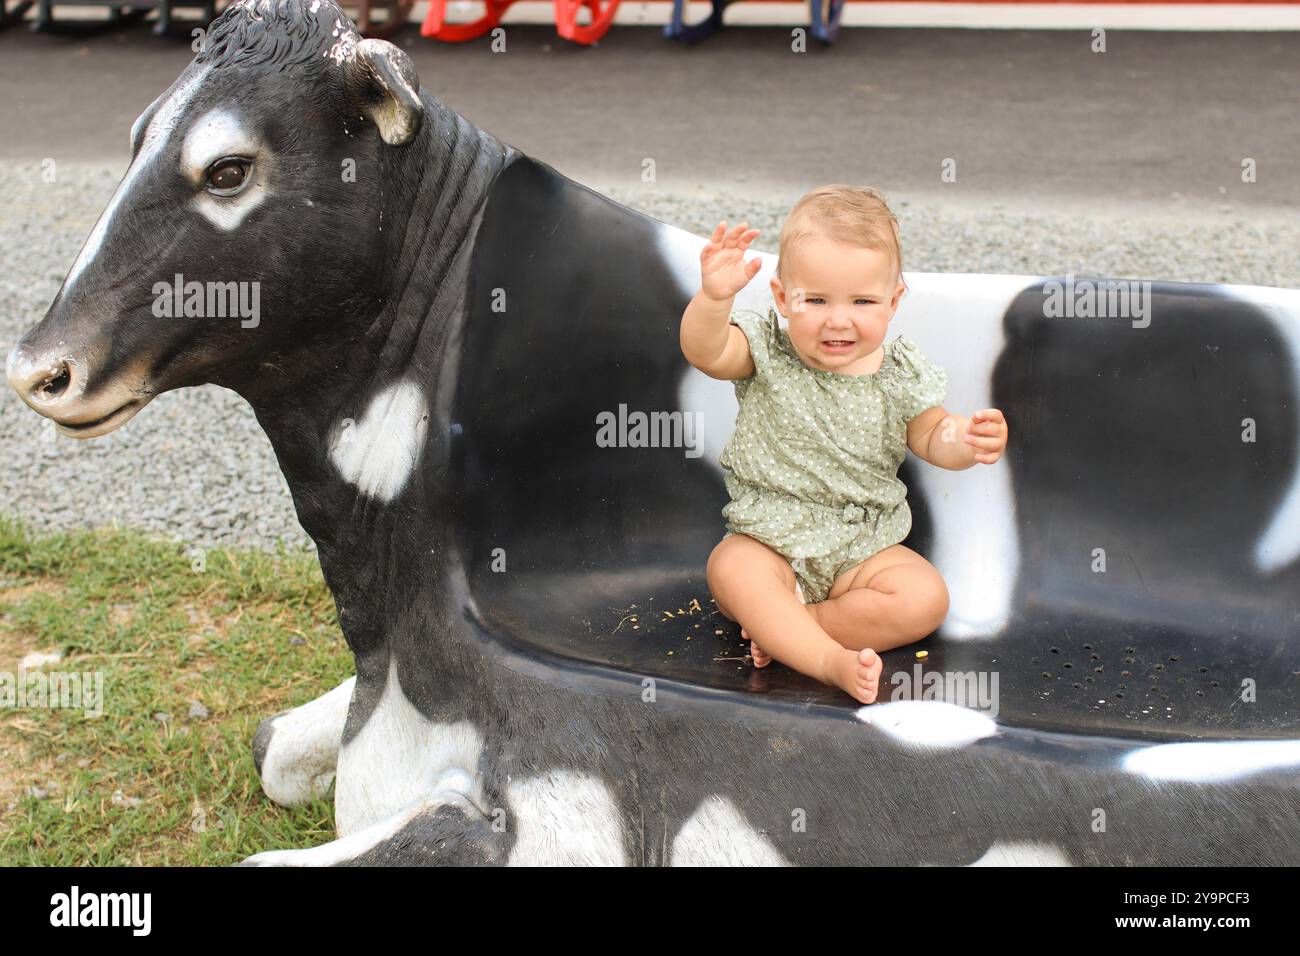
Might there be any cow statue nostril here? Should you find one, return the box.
[6,349,79,411]
[39,365,72,400]
[8,344,149,437]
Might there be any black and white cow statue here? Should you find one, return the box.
[9,0,1300,865]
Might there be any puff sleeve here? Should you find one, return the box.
[727,308,779,398]
[881,336,948,422]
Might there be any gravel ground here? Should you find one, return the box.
[3,158,1298,552]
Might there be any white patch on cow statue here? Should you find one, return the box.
[329,379,429,504]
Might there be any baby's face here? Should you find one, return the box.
[770,235,905,375]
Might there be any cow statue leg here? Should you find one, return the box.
[246,658,507,865]
[252,677,354,807]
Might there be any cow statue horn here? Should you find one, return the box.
[349,37,423,146]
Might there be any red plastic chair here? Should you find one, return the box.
[553,0,618,43]
[420,0,519,41]
[421,0,620,45]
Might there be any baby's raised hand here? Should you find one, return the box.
[964,408,1008,465]
[700,220,762,302]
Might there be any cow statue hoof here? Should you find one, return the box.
[252,677,354,807]
[239,792,506,867]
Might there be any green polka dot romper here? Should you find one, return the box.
[719,306,949,603]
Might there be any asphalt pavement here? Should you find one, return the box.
[1,22,1297,220]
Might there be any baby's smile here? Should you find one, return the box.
[806,335,885,374]
[819,337,858,355]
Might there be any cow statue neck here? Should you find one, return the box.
[186,5,519,743]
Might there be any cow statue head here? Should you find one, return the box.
[7,0,427,437]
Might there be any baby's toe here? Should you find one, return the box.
[858,648,882,676]
[857,649,882,700]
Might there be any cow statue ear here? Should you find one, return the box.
[350,38,423,147]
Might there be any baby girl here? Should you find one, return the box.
[679,185,1008,705]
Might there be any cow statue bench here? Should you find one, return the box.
[8,0,1300,865]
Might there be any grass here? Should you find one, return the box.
[0,515,353,866]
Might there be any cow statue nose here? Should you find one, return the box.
[6,345,78,411]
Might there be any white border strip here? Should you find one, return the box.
[438,2,1300,31]
[34,2,1300,31]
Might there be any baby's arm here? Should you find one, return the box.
[907,407,1008,469]
[680,221,761,381]
[681,294,754,381]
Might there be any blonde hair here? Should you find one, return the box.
[777,185,903,286]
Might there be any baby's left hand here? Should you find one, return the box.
[964,408,1008,465]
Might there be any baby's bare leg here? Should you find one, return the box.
[706,534,882,704]
[807,544,950,653]
[709,540,790,669]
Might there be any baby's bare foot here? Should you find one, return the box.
[744,629,772,668]
[828,647,882,704]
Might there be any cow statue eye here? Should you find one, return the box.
[205,158,251,196]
